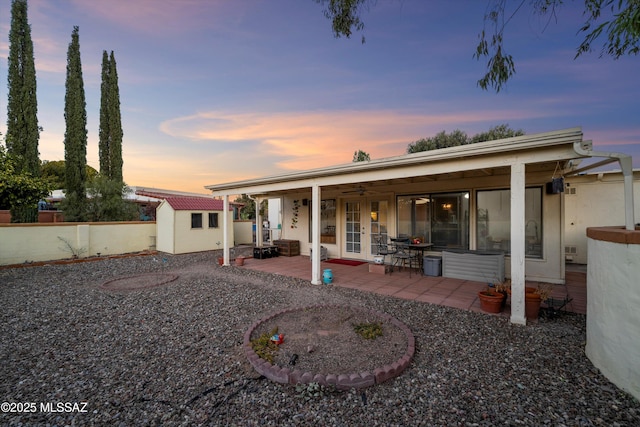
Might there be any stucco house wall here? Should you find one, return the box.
[564,170,640,264]
[275,169,565,283]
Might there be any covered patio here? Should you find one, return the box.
[209,128,631,325]
[239,255,587,317]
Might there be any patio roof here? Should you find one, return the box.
[206,127,587,196]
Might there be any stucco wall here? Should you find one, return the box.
[585,227,640,401]
[172,210,234,254]
[233,220,254,245]
[0,222,156,266]
[279,176,564,283]
[155,201,175,253]
[565,171,640,264]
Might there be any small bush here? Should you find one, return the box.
[352,322,383,340]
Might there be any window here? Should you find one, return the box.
[397,191,469,250]
[191,213,202,229]
[208,212,219,228]
[309,199,337,243]
[369,200,389,254]
[476,187,542,258]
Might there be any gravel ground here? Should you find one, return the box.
[1,251,638,426]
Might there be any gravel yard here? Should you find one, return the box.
[1,252,638,426]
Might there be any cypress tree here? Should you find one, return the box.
[108,51,123,182]
[62,26,88,222]
[98,50,110,177]
[6,0,40,176]
[98,50,123,182]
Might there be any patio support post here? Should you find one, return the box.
[255,197,263,247]
[510,161,527,325]
[223,195,230,266]
[311,184,322,285]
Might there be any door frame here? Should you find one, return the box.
[341,196,393,261]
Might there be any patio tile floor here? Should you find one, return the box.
[240,255,587,318]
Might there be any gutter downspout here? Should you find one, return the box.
[573,140,635,230]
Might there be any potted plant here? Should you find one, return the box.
[216,241,224,265]
[493,278,511,309]
[478,287,506,313]
[525,284,552,320]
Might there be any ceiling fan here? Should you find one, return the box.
[342,186,368,196]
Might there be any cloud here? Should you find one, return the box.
[159,107,554,172]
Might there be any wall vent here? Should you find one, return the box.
[566,187,576,195]
[565,245,577,255]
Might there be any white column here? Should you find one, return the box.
[510,161,527,325]
[255,197,262,247]
[223,195,230,266]
[311,184,322,285]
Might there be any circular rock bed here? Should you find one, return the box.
[101,273,179,291]
[244,305,415,390]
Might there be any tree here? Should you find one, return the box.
[407,124,524,153]
[6,0,40,176]
[233,194,268,220]
[352,149,370,162]
[99,50,123,182]
[407,129,469,153]
[62,26,88,222]
[469,123,524,143]
[0,144,51,222]
[41,160,98,189]
[315,0,640,92]
[86,175,138,222]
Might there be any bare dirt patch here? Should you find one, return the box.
[250,305,409,375]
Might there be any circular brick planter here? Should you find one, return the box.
[101,273,179,291]
[244,305,415,390]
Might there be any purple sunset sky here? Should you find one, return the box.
[1,0,638,193]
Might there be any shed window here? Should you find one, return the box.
[191,213,203,229]
[208,212,219,228]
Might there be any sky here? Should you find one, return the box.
[0,0,638,194]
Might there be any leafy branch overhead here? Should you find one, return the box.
[315,0,639,92]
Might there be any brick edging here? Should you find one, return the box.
[244,305,415,390]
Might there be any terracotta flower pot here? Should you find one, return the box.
[478,291,505,313]
[525,292,542,319]
[217,257,224,266]
[235,256,245,266]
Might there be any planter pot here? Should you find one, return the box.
[217,257,224,266]
[235,256,245,266]
[525,293,542,319]
[478,291,505,313]
[507,287,536,296]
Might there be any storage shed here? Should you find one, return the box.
[156,197,234,254]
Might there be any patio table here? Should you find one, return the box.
[407,243,434,274]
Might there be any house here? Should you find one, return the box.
[564,169,640,264]
[155,197,234,254]
[206,127,635,325]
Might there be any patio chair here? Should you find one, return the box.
[373,235,396,265]
[391,241,420,277]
